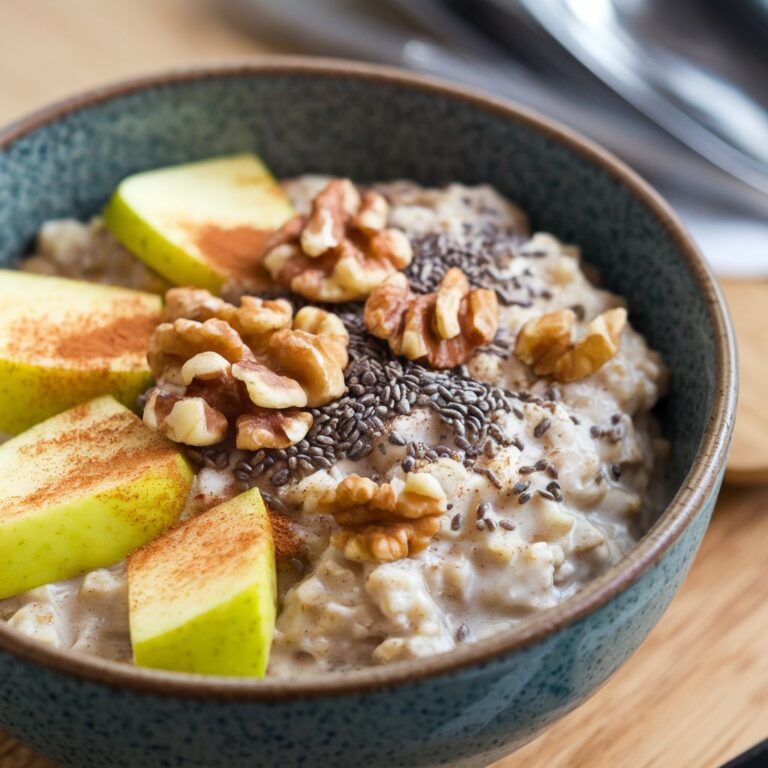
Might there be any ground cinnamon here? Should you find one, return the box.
[5,407,184,520]
[268,510,305,568]
[192,223,273,278]
[55,312,159,361]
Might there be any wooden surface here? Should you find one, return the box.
[722,280,768,484]
[0,2,766,767]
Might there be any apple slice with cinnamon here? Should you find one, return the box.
[0,396,192,599]
[103,153,294,292]
[0,269,161,434]
[128,486,276,677]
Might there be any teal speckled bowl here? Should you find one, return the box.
[0,59,736,768]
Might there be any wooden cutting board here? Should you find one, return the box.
[721,279,768,484]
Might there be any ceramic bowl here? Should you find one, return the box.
[0,59,736,768]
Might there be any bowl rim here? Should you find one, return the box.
[0,56,737,701]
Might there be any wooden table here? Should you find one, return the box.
[1,3,766,766]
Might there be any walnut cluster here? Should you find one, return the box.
[260,179,413,302]
[316,473,447,562]
[364,268,500,369]
[515,307,627,382]
[143,287,348,449]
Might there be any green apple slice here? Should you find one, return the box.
[102,153,294,292]
[128,487,277,677]
[0,269,161,434]
[0,396,193,600]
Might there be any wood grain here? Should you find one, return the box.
[0,0,266,125]
[0,2,766,766]
[721,280,768,484]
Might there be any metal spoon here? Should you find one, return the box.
[505,0,768,196]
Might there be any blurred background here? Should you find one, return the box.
[0,2,766,767]
[3,0,767,275]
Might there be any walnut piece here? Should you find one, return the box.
[164,286,293,350]
[555,308,627,382]
[316,473,447,563]
[268,329,347,407]
[364,268,500,369]
[180,351,231,385]
[231,359,308,409]
[515,307,627,382]
[260,179,413,302]
[143,390,228,446]
[148,317,250,382]
[434,267,467,339]
[301,178,360,256]
[514,309,575,376]
[143,287,348,449]
[236,410,313,450]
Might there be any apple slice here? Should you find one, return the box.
[0,269,161,434]
[0,396,192,600]
[103,153,294,292]
[128,487,277,677]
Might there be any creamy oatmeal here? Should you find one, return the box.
[0,175,667,675]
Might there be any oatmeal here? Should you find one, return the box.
[1,174,667,675]
[23,217,168,294]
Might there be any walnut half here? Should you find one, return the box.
[364,268,500,369]
[515,307,627,382]
[143,287,349,450]
[260,179,413,303]
[316,473,447,563]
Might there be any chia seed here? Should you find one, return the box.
[407,228,527,300]
[271,468,290,487]
[213,451,229,469]
[185,448,204,466]
[476,502,491,519]
[546,481,563,502]
[590,422,626,443]
[476,467,503,489]
[571,303,586,321]
[237,239,540,486]
[260,492,288,514]
[388,431,406,446]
